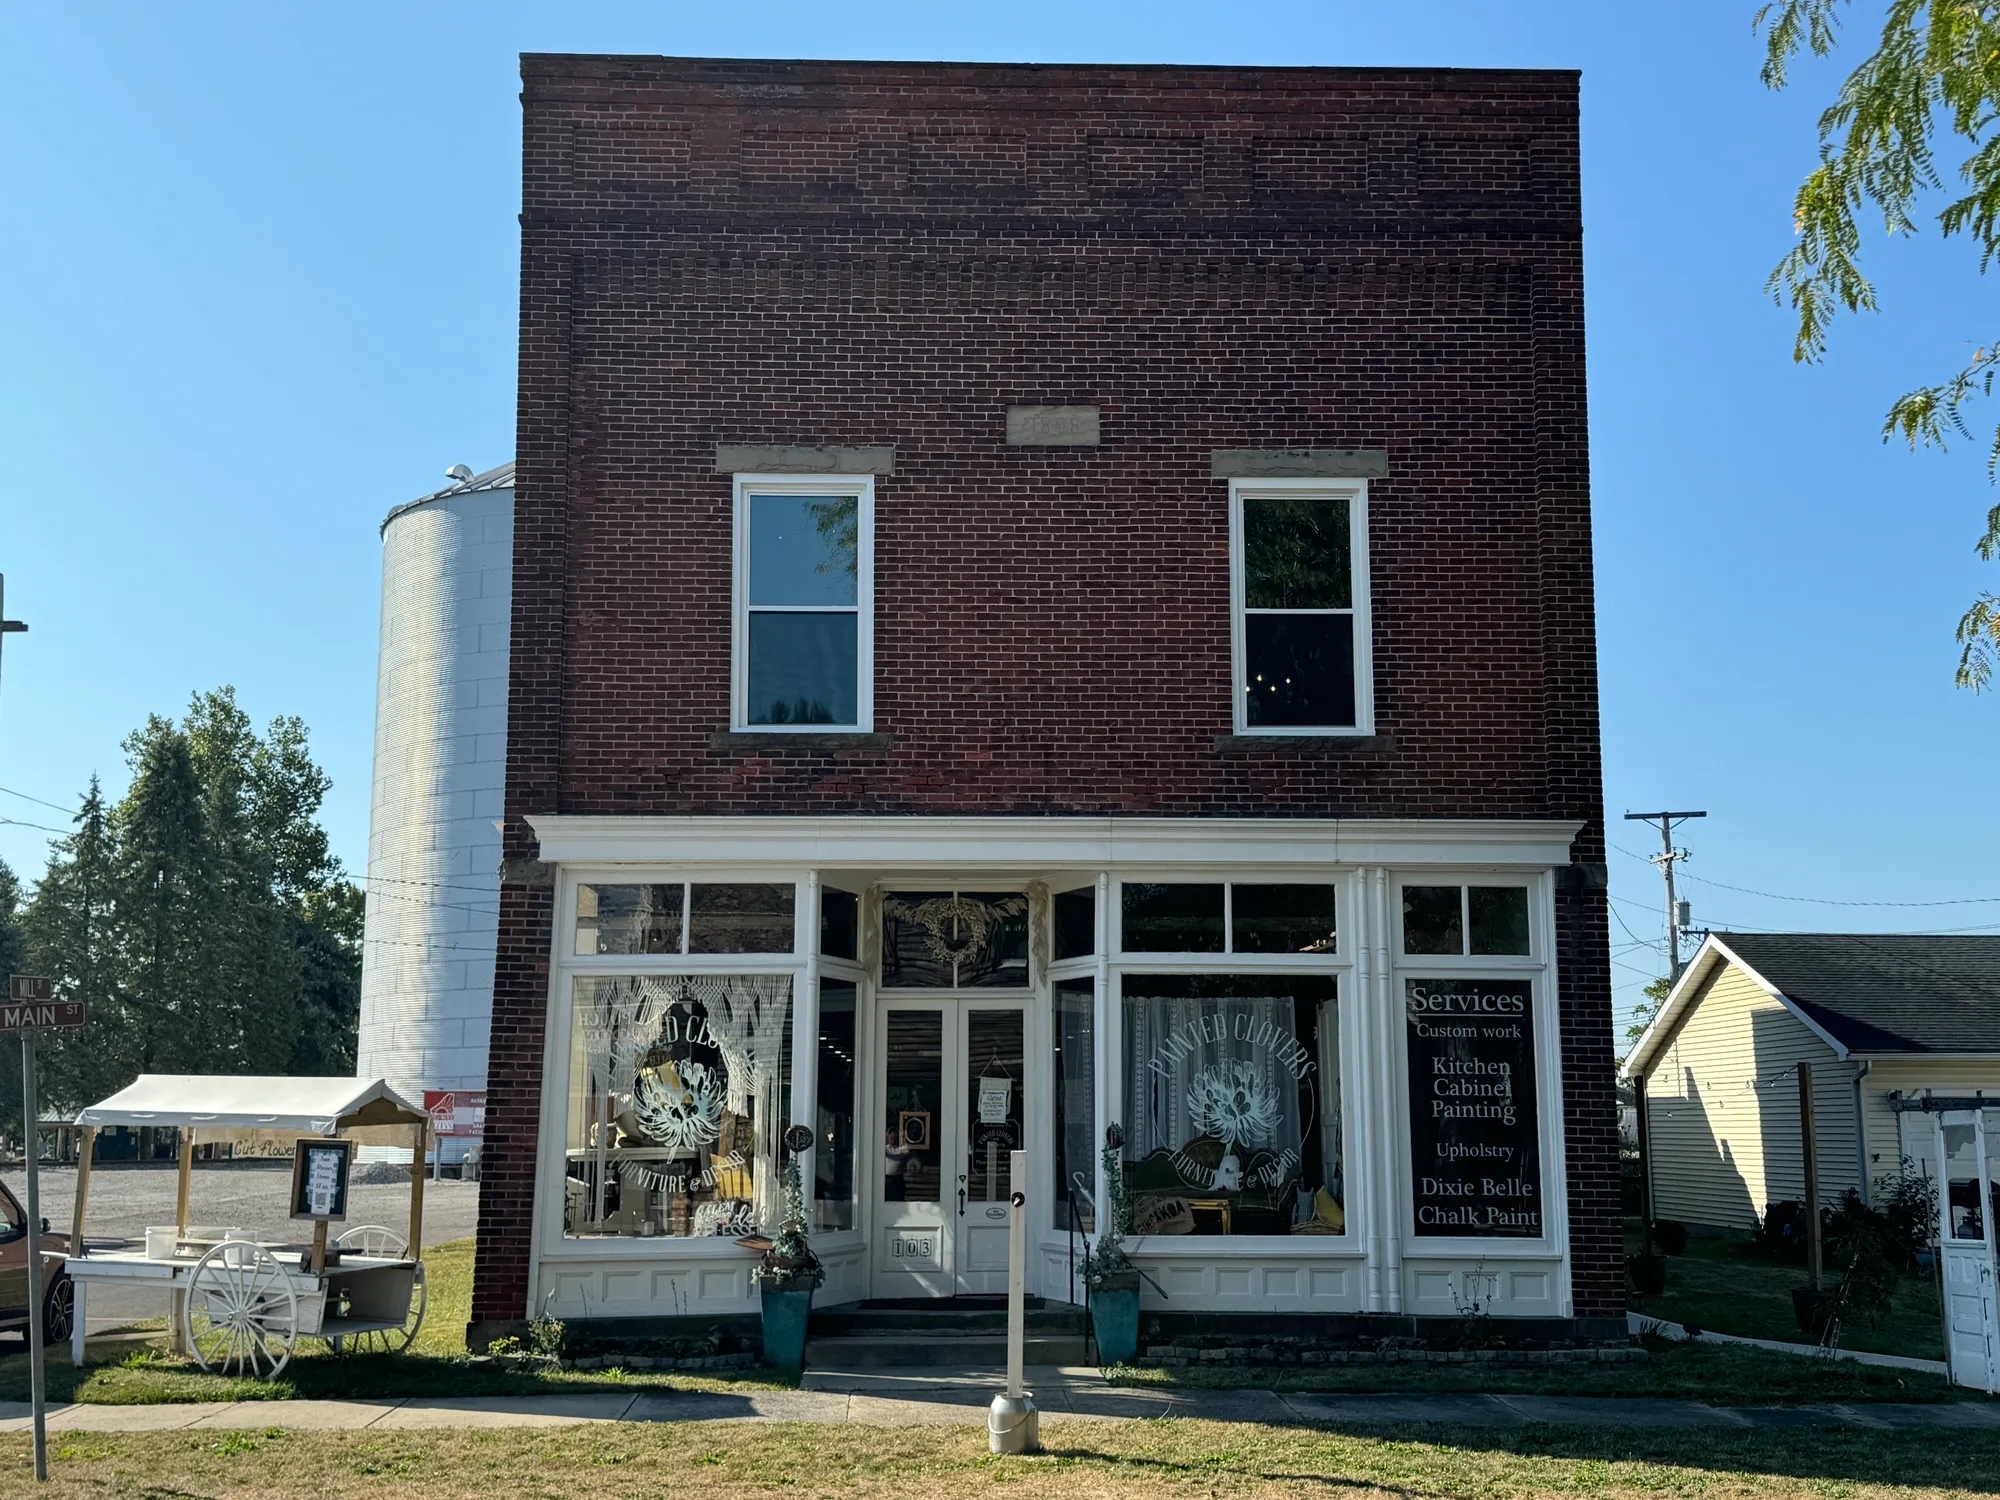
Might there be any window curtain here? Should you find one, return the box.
[1125,995,1306,1170]
[576,973,793,1230]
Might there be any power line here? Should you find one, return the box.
[1610,839,2000,909]
[0,816,69,835]
[0,784,78,816]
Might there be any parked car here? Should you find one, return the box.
[0,1176,71,1344]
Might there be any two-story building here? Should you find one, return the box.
[468,53,1620,1348]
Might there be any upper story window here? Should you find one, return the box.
[1229,479,1372,735]
[733,475,873,731]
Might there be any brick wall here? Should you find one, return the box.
[473,55,1618,1326]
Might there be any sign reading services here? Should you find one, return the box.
[1405,978,1541,1238]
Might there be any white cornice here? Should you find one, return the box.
[524,814,1585,870]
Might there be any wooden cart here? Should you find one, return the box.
[64,1076,433,1378]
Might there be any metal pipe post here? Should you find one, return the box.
[987,1148,1039,1454]
[23,1034,47,1481]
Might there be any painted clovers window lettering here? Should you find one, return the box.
[882,890,1029,988]
[1122,976,1344,1238]
[564,973,791,1241]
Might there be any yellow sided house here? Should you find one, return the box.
[1623,932,2000,1231]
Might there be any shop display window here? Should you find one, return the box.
[882,890,1029,988]
[1053,887,1096,961]
[576,884,683,955]
[563,974,791,1240]
[688,883,796,954]
[1052,979,1096,1230]
[1120,884,1224,952]
[1402,884,1531,957]
[578,882,797,957]
[820,888,860,960]
[815,980,857,1231]
[1121,975,1343,1237]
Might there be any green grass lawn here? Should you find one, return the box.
[0,1235,1974,1408]
[9,1420,2000,1500]
[1626,1222,1948,1361]
[0,1238,788,1406]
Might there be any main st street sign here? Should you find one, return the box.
[2,975,84,1033]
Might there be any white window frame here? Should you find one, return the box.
[732,473,875,733]
[1228,477,1373,736]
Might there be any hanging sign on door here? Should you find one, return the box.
[978,1074,1012,1124]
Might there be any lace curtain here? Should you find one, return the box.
[1125,995,1308,1169]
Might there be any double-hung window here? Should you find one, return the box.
[1229,478,1372,734]
[732,475,873,731]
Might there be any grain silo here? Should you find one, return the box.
[356,461,513,1167]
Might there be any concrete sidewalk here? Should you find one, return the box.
[2,1367,1997,1432]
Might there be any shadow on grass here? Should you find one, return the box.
[0,1344,794,1406]
[1039,1422,2000,1495]
[1106,1337,1966,1404]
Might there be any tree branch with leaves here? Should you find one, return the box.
[1759,0,2000,685]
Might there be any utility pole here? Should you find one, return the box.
[1624,809,1706,981]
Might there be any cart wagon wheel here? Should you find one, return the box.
[325,1225,425,1354]
[333,1224,408,1258]
[185,1240,298,1379]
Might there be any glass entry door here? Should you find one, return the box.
[873,1000,1026,1298]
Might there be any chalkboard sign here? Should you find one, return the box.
[1405,978,1541,1238]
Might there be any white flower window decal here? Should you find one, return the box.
[630,1057,726,1153]
[1185,1059,1283,1152]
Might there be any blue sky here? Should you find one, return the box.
[2,2,1996,1036]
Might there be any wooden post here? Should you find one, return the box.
[70,1125,95,1257]
[408,1121,427,1259]
[1800,1060,1823,1289]
[174,1130,194,1232]
[170,1128,196,1355]
[1634,1074,1656,1258]
[310,1218,328,1276]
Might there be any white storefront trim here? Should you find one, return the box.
[521,815,1584,1325]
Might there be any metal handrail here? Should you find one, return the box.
[1068,1171,1095,1363]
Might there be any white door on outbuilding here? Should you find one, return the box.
[1936,1110,2000,1392]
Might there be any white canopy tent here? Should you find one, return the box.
[76,1075,428,1138]
[68,1075,432,1275]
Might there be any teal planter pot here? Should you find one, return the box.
[1090,1287,1140,1367]
[761,1287,814,1373]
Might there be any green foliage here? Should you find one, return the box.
[1758,0,2000,687]
[1085,1137,1140,1291]
[1,688,358,1133]
[754,1155,824,1292]
[1625,973,1674,1047]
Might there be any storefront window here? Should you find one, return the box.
[1405,977,1542,1237]
[688,883,795,953]
[820,888,859,960]
[1121,883,1224,952]
[564,974,791,1240]
[1121,976,1343,1237]
[1053,888,1096,961]
[1402,885,1531,957]
[815,980,857,1230]
[883,1010,944,1199]
[1053,979,1096,1230]
[882,891,1029,988]
[576,884,683,955]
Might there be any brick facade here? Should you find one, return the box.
[473,55,1617,1326]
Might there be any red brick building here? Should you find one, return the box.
[471,54,1619,1347]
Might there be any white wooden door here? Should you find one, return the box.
[955,1003,1027,1295]
[1937,1111,2000,1393]
[873,1003,958,1297]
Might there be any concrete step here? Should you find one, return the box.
[804,1334,1091,1369]
[811,1307,1080,1336]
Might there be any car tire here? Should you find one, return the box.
[42,1272,73,1345]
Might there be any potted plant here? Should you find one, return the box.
[1085,1126,1144,1366]
[750,1129,823,1375]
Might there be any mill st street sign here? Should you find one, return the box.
[2,976,84,1033]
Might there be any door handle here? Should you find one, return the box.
[957,1175,967,1216]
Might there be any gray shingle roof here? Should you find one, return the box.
[1715,932,2000,1055]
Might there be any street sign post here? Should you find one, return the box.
[8,976,85,1484]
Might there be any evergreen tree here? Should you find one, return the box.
[21,778,123,1112]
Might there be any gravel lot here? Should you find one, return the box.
[2,1162,481,1338]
